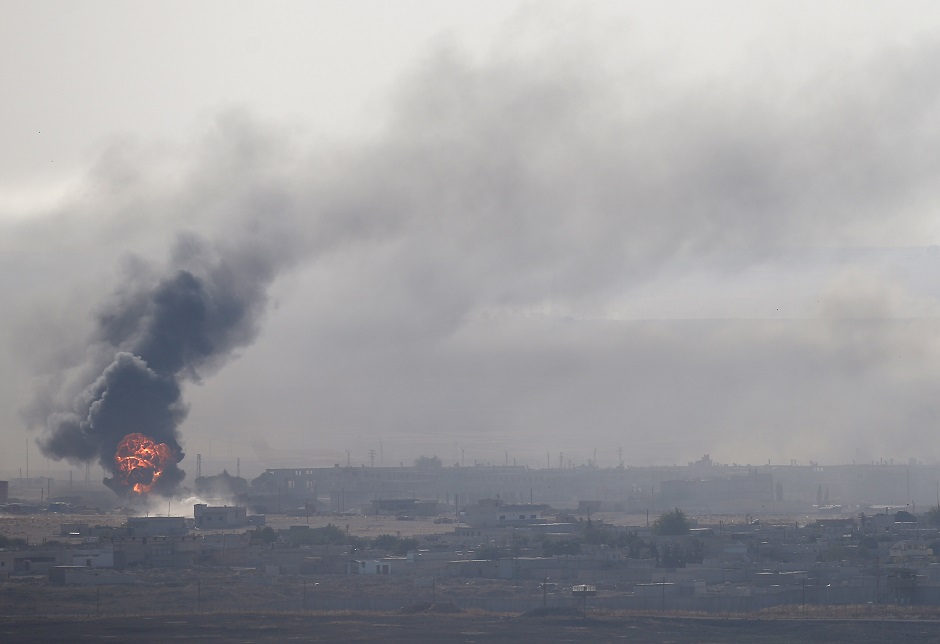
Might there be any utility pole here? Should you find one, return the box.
[369,449,376,468]
[512,528,518,580]
[907,469,911,506]
[196,453,202,479]
[874,557,880,605]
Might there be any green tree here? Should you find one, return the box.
[249,526,278,545]
[250,471,276,492]
[393,537,419,555]
[195,469,248,497]
[372,534,418,555]
[652,508,691,536]
[476,546,503,560]
[659,542,685,568]
[292,523,363,548]
[0,534,27,548]
[925,505,940,527]
[414,455,443,468]
[583,522,610,545]
[542,539,581,556]
[372,534,399,551]
[623,531,646,559]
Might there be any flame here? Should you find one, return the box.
[114,433,175,494]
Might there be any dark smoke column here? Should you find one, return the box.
[39,234,280,496]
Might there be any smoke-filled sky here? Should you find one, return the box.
[4,2,940,480]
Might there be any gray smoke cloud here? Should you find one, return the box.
[37,229,291,494]
[9,21,940,480]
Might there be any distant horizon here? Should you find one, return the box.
[3,452,939,486]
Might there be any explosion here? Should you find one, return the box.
[113,433,177,495]
[38,234,272,498]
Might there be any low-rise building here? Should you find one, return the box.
[889,540,936,566]
[126,516,188,536]
[49,566,134,585]
[194,504,247,529]
[0,550,66,576]
[370,498,440,517]
[461,499,549,528]
[71,547,114,568]
[349,558,402,575]
[111,534,201,568]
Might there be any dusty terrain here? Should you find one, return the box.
[4,511,934,642]
[0,511,457,545]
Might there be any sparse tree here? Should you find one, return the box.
[250,471,276,492]
[926,505,940,527]
[394,538,419,555]
[476,546,503,560]
[195,469,248,497]
[542,539,581,556]
[368,534,418,555]
[652,508,691,536]
[249,526,278,545]
[659,542,685,568]
[0,535,26,548]
[372,534,399,551]
[414,455,442,468]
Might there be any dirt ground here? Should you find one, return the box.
[1,509,825,546]
[0,512,457,545]
[2,612,939,643]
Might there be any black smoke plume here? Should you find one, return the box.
[39,233,280,496]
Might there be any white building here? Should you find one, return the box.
[460,498,549,528]
[71,547,114,568]
[349,558,402,575]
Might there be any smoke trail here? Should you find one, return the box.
[38,231,283,495]
[20,26,940,481]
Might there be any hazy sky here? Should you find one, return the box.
[4,2,940,480]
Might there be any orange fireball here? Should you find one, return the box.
[114,433,175,494]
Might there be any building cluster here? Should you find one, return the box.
[2,496,940,611]
[255,459,940,516]
[4,457,940,612]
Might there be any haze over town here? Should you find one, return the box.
[4,2,940,484]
